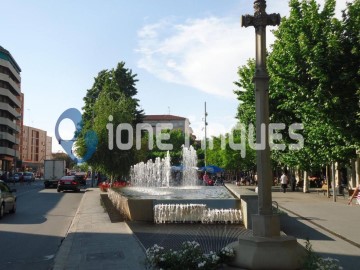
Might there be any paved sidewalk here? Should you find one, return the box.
[52,186,360,270]
[52,188,146,270]
[272,189,360,270]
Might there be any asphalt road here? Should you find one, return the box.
[0,181,84,270]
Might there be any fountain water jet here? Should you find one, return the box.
[130,151,171,187]
[109,146,241,223]
[130,146,198,187]
[181,145,198,186]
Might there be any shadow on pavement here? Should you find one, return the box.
[280,214,333,241]
[127,222,252,253]
[0,231,62,270]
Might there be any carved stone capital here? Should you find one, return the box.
[241,15,254,28]
[241,0,281,28]
[267,13,281,26]
[254,0,267,16]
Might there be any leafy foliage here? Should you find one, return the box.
[234,0,359,172]
[143,129,194,165]
[75,62,143,180]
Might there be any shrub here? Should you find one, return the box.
[302,239,343,270]
[146,241,235,270]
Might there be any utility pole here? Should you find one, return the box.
[204,102,208,166]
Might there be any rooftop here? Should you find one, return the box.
[144,114,187,121]
[0,46,22,73]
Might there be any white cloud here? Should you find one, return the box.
[136,17,254,99]
[188,114,238,140]
[136,0,352,137]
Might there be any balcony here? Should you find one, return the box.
[0,59,21,83]
[0,146,18,158]
[0,73,21,95]
[0,87,21,108]
[0,118,20,132]
[0,132,17,144]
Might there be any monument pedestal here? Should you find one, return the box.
[226,214,305,269]
[227,234,305,270]
[252,214,280,237]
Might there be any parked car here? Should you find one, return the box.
[23,172,35,183]
[0,180,16,219]
[57,176,81,192]
[74,172,87,186]
[13,172,24,182]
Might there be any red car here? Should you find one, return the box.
[57,176,81,192]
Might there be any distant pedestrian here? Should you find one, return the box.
[348,184,360,206]
[290,174,296,192]
[20,174,24,185]
[280,172,288,193]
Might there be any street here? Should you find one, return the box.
[0,181,83,270]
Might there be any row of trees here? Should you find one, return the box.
[207,0,359,177]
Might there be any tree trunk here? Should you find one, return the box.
[356,155,360,187]
[303,171,309,193]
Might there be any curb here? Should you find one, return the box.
[51,188,88,270]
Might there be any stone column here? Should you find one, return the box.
[241,0,281,238]
[227,2,305,269]
[303,171,309,193]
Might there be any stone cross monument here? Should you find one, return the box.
[227,2,304,269]
[242,0,281,237]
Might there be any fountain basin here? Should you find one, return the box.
[108,186,241,222]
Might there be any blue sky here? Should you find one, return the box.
[0,0,349,153]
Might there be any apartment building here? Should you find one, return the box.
[0,46,23,174]
[143,114,193,136]
[21,125,52,172]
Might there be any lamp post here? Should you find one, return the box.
[204,102,208,167]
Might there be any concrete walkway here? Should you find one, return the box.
[52,188,146,270]
[272,188,360,270]
[52,186,360,270]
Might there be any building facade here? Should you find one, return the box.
[21,125,52,173]
[143,114,193,136]
[0,46,23,175]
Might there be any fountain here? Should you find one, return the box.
[181,145,198,186]
[130,151,171,187]
[108,146,242,223]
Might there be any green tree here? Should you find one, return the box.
[338,0,360,149]
[235,0,358,173]
[268,0,358,168]
[75,62,142,180]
